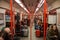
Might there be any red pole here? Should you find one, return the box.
[44,0,47,40]
[10,0,13,40]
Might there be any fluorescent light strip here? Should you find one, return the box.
[35,0,44,13]
[15,0,20,4]
[15,0,29,13]
[38,0,44,7]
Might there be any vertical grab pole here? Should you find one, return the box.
[30,13,34,40]
[10,0,13,40]
[29,13,32,40]
[44,0,47,40]
[13,12,15,35]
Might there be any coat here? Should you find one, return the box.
[46,29,59,40]
[2,32,11,40]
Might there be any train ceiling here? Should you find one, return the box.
[20,0,57,13]
[21,0,40,13]
[4,0,57,13]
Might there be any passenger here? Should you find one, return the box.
[23,19,28,25]
[27,18,30,26]
[0,32,4,40]
[34,16,39,26]
[35,21,39,29]
[2,27,12,40]
[35,20,42,30]
[38,20,42,30]
[46,25,59,40]
[21,20,24,25]
[46,25,52,40]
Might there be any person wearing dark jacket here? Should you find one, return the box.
[3,32,11,40]
[46,25,59,40]
[2,28,12,40]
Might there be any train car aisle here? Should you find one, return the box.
[20,26,29,40]
[20,25,43,40]
[32,25,43,40]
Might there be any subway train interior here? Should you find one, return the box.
[0,0,60,40]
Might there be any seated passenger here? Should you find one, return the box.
[46,25,59,40]
[2,27,12,40]
[0,32,4,40]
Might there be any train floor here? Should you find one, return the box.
[20,25,43,40]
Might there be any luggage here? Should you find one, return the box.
[15,13,20,21]
[23,25,28,37]
[35,30,40,37]
[20,29,24,37]
[23,29,28,37]
[21,28,28,37]
[20,25,28,37]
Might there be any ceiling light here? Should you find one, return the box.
[35,8,39,12]
[15,0,30,13]
[15,0,20,4]
[34,0,44,13]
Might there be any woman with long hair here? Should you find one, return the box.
[46,25,59,40]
